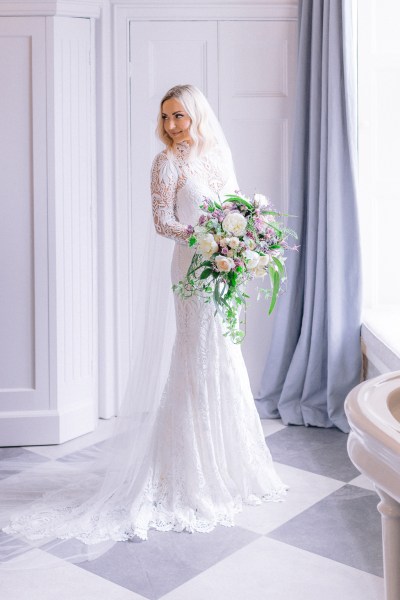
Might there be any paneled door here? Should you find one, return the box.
[117,21,219,397]
[124,19,296,396]
[219,21,297,392]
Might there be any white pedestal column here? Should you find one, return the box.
[377,487,400,600]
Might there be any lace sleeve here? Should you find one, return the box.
[151,152,191,244]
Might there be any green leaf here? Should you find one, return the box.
[268,268,280,315]
[265,221,282,236]
[187,259,210,277]
[200,268,213,280]
[260,210,281,216]
[224,194,253,210]
[188,235,197,247]
[272,256,284,277]
[214,280,221,304]
[228,270,237,286]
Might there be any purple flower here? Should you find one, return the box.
[199,215,208,225]
[221,247,229,256]
[254,219,265,232]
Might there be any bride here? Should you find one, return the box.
[0,84,286,565]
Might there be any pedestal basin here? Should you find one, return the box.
[345,371,400,600]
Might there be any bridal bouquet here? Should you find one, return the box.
[172,192,298,343]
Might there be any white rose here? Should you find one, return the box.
[254,255,270,278]
[228,236,240,249]
[194,225,206,234]
[198,233,218,256]
[245,238,256,250]
[215,255,235,273]
[222,212,247,237]
[254,193,269,207]
[254,266,267,278]
[258,254,270,267]
[244,249,260,270]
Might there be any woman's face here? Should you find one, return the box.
[162,98,192,145]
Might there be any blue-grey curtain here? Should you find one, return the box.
[255,0,361,433]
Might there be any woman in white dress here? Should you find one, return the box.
[0,85,286,565]
[142,85,287,535]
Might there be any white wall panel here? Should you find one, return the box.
[0,15,98,445]
[0,18,49,410]
[51,17,97,412]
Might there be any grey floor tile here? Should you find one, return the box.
[0,447,49,481]
[267,484,383,577]
[265,425,360,481]
[76,525,259,600]
[0,531,32,562]
[56,439,111,464]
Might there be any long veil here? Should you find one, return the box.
[0,88,236,570]
[0,209,175,568]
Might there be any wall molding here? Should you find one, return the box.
[112,1,298,22]
[0,1,103,18]
[0,403,96,446]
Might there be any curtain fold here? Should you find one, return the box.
[255,0,361,433]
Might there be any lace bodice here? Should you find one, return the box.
[151,142,237,244]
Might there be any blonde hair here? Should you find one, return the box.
[156,84,230,162]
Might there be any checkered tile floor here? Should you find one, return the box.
[0,418,384,600]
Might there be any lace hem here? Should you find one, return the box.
[3,485,288,546]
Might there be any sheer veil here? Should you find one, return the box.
[0,85,237,569]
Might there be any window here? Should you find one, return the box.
[358,0,400,352]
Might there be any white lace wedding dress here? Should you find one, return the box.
[139,141,287,535]
[1,142,286,556]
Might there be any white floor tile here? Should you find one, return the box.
[235,462,344,534]
[160,537,384,600]
[0,549,147,600]
[261,418,287,437]
[22,418,117,459]
[349,473,378,493]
